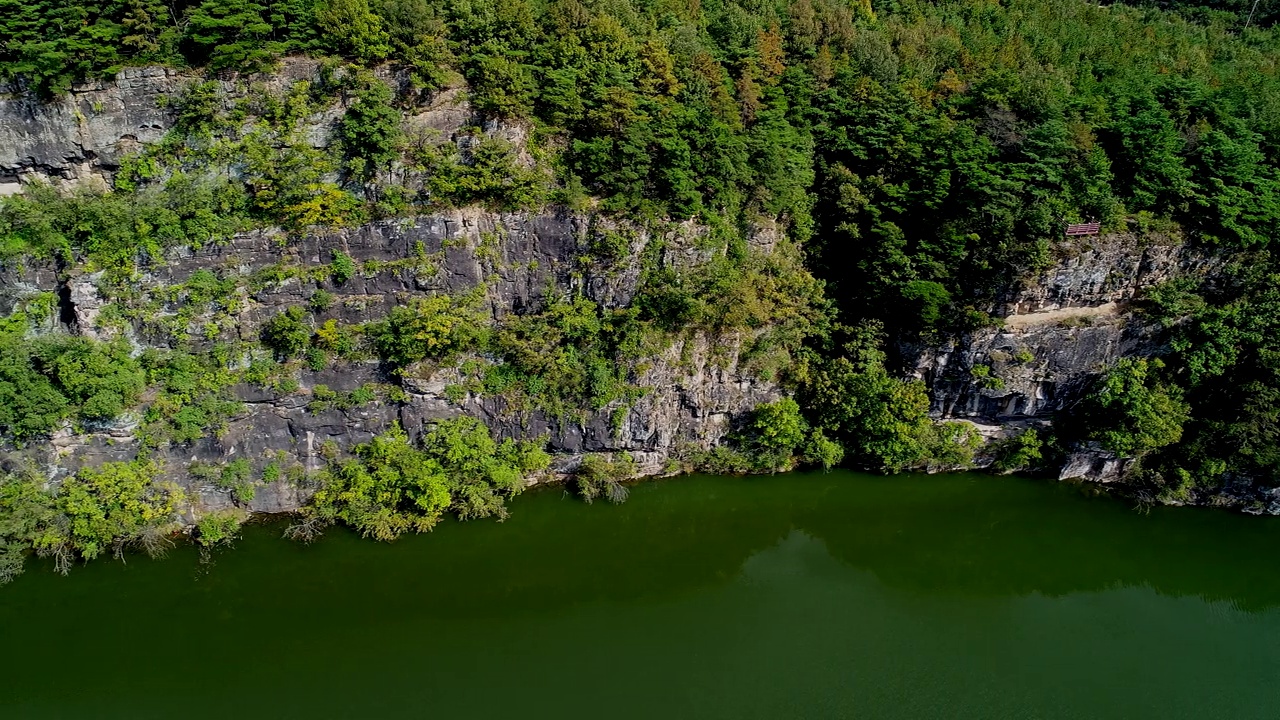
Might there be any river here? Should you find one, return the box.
[3,470,1279,718]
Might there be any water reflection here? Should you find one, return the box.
[3,471,1280,718]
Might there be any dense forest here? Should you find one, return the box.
[5,0,1280,577]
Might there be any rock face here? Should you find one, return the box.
[911,231,1220,479]
[0,66,182,192]
[1,209,777,514]
[0,65,784,514]
[0,66,1238,512]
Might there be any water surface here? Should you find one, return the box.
[3,471,1279,719]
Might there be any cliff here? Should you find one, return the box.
[912,231,1225,484]
[0,63,1258,515]
[0,64,783,515]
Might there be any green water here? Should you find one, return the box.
[4,471,1280,719]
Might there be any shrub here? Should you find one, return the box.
[309,289,335,312]
[260,307,311,359]
[195,510,244,548]
[991,429,1044,473]
[743,397,808,472]
[1081,358,1189,457]
[293,419,549,541]
[574,453,636,504]
[313,319,360,356]
[419,416,550,520]
[330,250,357,284]
[53,461,185,562]
[337,75,400,177]
[0,467,60,584]
[369,295,477,368]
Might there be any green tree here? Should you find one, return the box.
[370,295,476,368]
[184,0,278,72]
[54,461,185,561]
[338,77,402,178]
[314,0,391,63]
[260,306,311,359]
[1081,358,1189,457]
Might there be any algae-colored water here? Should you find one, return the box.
[3,471,1279,719]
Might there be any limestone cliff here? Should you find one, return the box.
[0,64,782,515]
[912,231,1222,483]
[0,63,1248,512]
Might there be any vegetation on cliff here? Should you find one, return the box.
[4,0,1280,581]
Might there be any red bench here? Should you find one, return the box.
[1065,222,1101,236]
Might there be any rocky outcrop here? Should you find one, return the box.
[912,231,1221,480]
[918,234,1196,417]
[0,66,181,192]
[0,207,776,514]
[3,64,1252,515]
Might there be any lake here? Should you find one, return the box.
[3,470,1279,719]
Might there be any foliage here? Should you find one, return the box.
[369,294,478,369]
[329,250,357,284]
[194,510,244,548]
[991,429,1045,474]
[183,0,280,72]
[189,458,256,504]
[261,306,311,360]
[337,75,401,178]
[746,398,808,472]
[0,315,145,441]
[573,453,635,504]
[139,349,242,447]
[0,467,60,585]
[406,129,547,209]
[314,0,390,63]
[297,419,548,540]
[799,324,973,472]
[1079,358,1189,457]
[0,180,251,269]
[419,416,550,520]
[54,461,185,562]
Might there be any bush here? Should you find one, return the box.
[329,250,357,284]
[0,317,146,441]
[52,461,185,562]
[261,307,311,359]
[33,336,146,423]
[313,319,360,356]
[991,429,1044,473]
[0,467,60,585]
[195,510,244,548]
[294,419,549,541]
[1080,359,1189,457]
[370,295,477,368]
[419,416,550,520]
[742,397,808,472]
[190,458,256,504]
[574,453,636,504]
[309,289,335,312]
[337,75,400,178]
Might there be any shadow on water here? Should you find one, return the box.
[3,470,1280,719]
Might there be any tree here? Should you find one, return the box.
[1081,359,1189,457]
[369,295,477,368]
[314,0,391,63]
[184,0,278,72]
[338,76,402,178]
[54,461,185,561]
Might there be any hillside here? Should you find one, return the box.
[5,0,1280,581]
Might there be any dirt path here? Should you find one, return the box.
[1002,301,1120,330]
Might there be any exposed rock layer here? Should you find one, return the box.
[0,67,1249,511]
